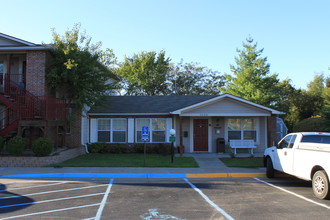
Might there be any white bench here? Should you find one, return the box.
[230,139,256,155]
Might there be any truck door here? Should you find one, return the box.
[273,134,297,174]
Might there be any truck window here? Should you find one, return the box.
[278,135,297,149]
[288,135,296,148]
[301,135,330,144]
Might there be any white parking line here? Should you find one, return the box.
[0,192,105,209]
[0,183,108,199]
[1,203,101,220]
[254,177,330,210]
[184,178,235,220]
[94,178,114,220]
[0,181,73,192]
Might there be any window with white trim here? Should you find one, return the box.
[97,118,127,143]
[136,118,166,142]
[227,118,257,141]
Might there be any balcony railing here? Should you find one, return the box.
[0,74,67,121]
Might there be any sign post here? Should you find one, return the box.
[141,126,149,166]
[169,129,176,163]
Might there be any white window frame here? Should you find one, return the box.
[135,118,167,143]
[225,118,259,143]
[97,118,127,143]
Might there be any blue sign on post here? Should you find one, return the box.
[141,126,149,141]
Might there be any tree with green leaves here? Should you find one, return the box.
[47,23,117,110]
[118,50,171,95]
[219,37,279,107]
[168,61,224,95]
[322,76,330,119]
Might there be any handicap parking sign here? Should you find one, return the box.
[141,126,149,141]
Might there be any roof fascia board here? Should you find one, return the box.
[88,113,171,116]
[0,33,36,46]
[180,113,271,117]
[0,46,51,51]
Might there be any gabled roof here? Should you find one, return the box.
[171,94,284,115]
[88,94,284,115]
[0,33,50,51]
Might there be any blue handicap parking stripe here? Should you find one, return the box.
[1,173,187,179]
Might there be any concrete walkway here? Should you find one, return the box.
[0,153,266,178]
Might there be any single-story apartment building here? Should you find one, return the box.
[84,94,285,154]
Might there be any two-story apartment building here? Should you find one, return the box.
[0,33,81,148]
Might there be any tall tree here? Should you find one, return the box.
[219,37,279,107]
[307,73,325,96]
[305,73,326,116]
[322,76,330,119]
[118,51,171,95]
[168,61,224,95]
[47,24,117,110]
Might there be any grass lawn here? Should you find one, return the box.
[52,153,199,168]
[220,157,264,168]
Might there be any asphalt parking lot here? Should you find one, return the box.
[1,176,330,220]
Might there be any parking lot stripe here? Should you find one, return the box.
[254,177,330,210]
[94,178,114,220]
[184,178,235,220]
[0,183,108,200]
[0,192,105,209]
[187,173,265,178]
[1,203,101,220]
[0,181,72,192]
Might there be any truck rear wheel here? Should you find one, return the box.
[312,170,330,200]
[266,157,274,178]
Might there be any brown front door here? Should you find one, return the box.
[193,119,208,151]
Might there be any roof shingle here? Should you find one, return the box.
[89,95,219,114]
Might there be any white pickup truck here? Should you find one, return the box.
[264,132,330,199]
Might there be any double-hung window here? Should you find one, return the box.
[136,118,166,142]
[97,119,127,143]
[227,118,257,141]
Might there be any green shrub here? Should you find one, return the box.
[154,143,171,155]
[0,136,4,152]
[102,144,129,154]
[293,117,330,132]
[32,137,54,157]
[8,136,27,156]
[88,143,107,153]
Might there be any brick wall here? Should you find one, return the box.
[65,107,82,148]
[267,115,277,146]
[0,147,86,167]
[26,51,47,96]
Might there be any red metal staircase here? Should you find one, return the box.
[0,76,67,137]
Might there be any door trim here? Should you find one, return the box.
[190,117,211,152]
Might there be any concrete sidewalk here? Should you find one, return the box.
[0,153,266,178]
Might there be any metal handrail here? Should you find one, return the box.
[0,74,68,136]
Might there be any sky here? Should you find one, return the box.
[1,0,329,89]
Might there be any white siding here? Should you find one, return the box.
[0,37,25,46]
[183,98,270,116]
[165,118,173,143]
[90,119,98,142]
[127,118,135,143]
[81,115,89,144]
